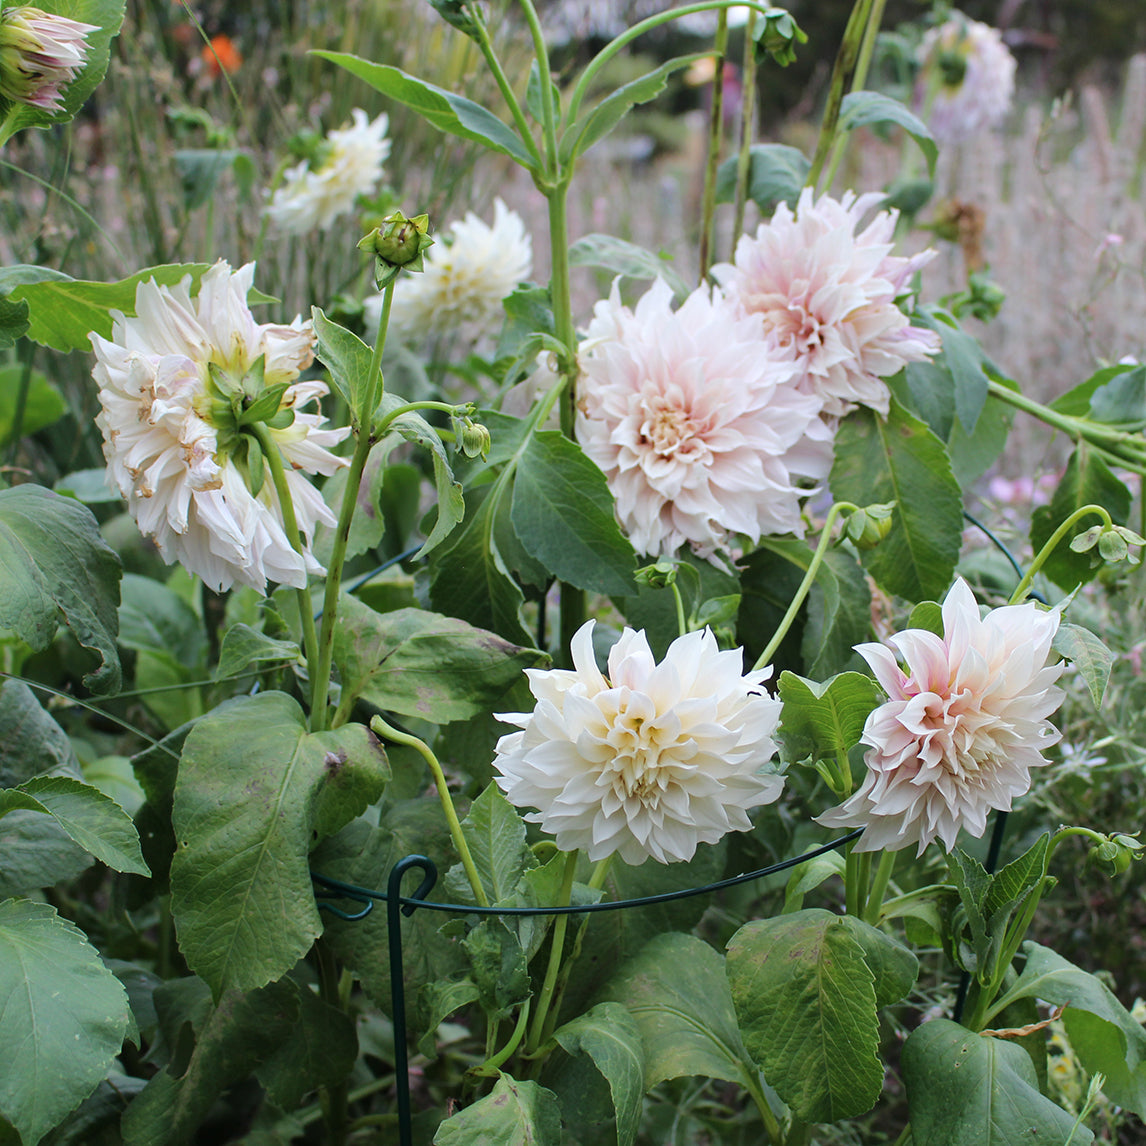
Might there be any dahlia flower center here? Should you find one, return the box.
[600,699,686,804]
[918,690,1006,778]
[640,398,702,459]
[770,302,824,355]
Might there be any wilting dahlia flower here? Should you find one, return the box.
[712,188,938,418]
[917,14,1016,146]
[494,621,785,865]
[817,579,1065,855]
[266,109,390,235]
[91,262,348,593]
[0,6,97,113]
[369,198,532,342]
[575,278,828,557]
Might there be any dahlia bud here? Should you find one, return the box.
[0,6,98,114]
[456,415,491,460]
[753,9,807,68]
[358,210,433,289]
[843,502,895,550]
[634,559,678,590]
[1089,833,1143,878]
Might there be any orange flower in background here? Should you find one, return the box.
[201,33,240,77]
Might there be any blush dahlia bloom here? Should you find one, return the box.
[494,621,785,865]
[92,262,349,593]
[817,579,1065,855]
[266,109,390,235]
[368,198,532,342]
[575,278,828,558]
[0,6,98,113]
[917,15,1016,146]
[712,188,939,418]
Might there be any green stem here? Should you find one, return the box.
[863,849,897,925]
[732,9,759,241]
[517,0,559,180]
[891,1125,913,1146]
[752,503,857,671]
[744,1075,783,1146]
[473,999,531,1076]
[369,715,490,908]
[315,942,349,1146]
[247,421,321,684]
[524,849,579,1057]
[671,580,688,638]
[698,8,729,282]
[1008,503,1114,605]
[845,846,871,917]
[4,345,35,467]
[376,400,464,430]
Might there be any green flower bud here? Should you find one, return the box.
[753,9,808,68]
[1069,525,1103,553]
[1089,833,1142,877]
[634,559,678,589]
[358,209,433,288]
[457,416,491,460]
[937,48,968,88]
[1098,529,1129,563]
[844,502,895,550]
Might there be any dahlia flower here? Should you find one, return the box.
[0,6,97,113]
[817,579,1065,855]
[493,621,785,865]
[91,262,348,593]
[712,188,939,418]
[575,277,827,558]
[266,109,390,235]
[367,198,532,342]
[916,14,1016,146]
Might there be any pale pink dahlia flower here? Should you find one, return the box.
[575,278,827,558]
[817,579,1065,855]
[494,620,785,865]
[712,188,939,418]
[92,262,349,594]
[0,6,98,113]
[917,15,1016,146]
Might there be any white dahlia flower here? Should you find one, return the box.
[917,15,1016,146]
[91,261,349,593]
[0,6,98,113]
[494,620,785,865]
[368,198,532,342]
[267,109,390,235]
[712,187,939,418]
[817,579,1065,855]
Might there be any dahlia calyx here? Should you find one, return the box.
[712,188,939,418]
[267,109,390,235]
[0,6,98,113]
[817,579,1066,855]
[91,261,349,594]
[575,277,828,558]
[493,620,785,866]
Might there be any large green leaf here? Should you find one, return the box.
[714,143,809,215]
[838,90,936,177]
[777,671,881,765]
[907,307,996,434]
[567,234,690,300]
[1052,622,1112,707]
[312,53,535,168]
[830,399,962,603]
[170,693,390,997]
[512,431,637,596]
[433,1073,562,1144]
[0,365,66,444]
[902,1019,1091,1145]
[443,783,533,906]
[332,596,545,723]
[0,900,130,1146]
[1050,363,1142,419]
[311,306,374,418]
[0,679,79,787]
[0,484,121,692]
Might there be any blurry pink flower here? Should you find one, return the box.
[712,188,938,418]
[493,620,785,865]
[575,278,828,558]
[0,6,97,113]
[817,578,1065,854]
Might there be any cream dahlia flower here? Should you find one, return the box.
[712,188,939,418]
[917,15,1016,146]
[0,6,98,113]
[575,277,827,558]
[494,620,785,865]
[267,109,390,235]
[368,198,532,342]
[817,579,1065,855]
[91,262,349,593]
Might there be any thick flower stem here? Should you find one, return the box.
[472,999,531,1077]
[247,421,321,682]
[697,8,729,282]
[523,849,579,1059]
[368,715,490,908]
[862,849,897,925]
[1008,503,1114,605]
[732,9,758,241]
[753,502,857,671]
[845,846,871,917]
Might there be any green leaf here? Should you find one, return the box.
[0,295,29,348]
[174,148,244,210]
[1051,363,1140,418]
[777,671,881,764]
[461,918,530,1018]
[568,234,691,300]
[993,942,1146,1115]
[311,306,375,416]
[118,573,207,668]
[170,693,390,997]
[53,467,120,504]
[838,90,936,177]
[902,1018,1091,1145]
[560,53,708,164]
[9,264,210,352]
[1087,364,1146,429]
[215,623,300,681]
[0,776,148,875]
[1052,622,1112,706]
[726,909,888,1121]
[783,848,845,913]
[0,365,66,444]
[444,783,532,906]
[907,307,996,434]
[417,978,480,1059]
[311,444,391,566]
[332,596,545,723]
[907,600,944,636]
[714,143,809,215]
[551,1002,645,1146]
[121,980,298,1146]
[512,431,637,595]
[830,399,963,603]
[602,932,759,1093]
[312,53,535,167]
[1030,444,1131,591]
[433,1073,562,1144]
[0,678,80,787]
[945,373,1017,486]
[0,808,93,897]
[0,484,122,692]
[0,900,130,1146]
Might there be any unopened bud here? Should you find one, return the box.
[456,416,491,460]
[358,210,433,288]
[634,559,678,590]
[753,9,808,68]
[1090,833,1143,877]
[844,502,895,550]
